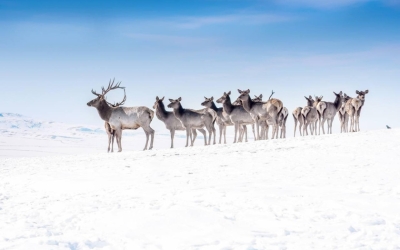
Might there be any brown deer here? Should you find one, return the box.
[201,96,250,144]
[87,79,155,151]
[316,92,343,135]
[338,93,352,133]
[301,95,322,136]
[292,107,304,137]
[153,96,207,148]
[216,91,256,143]
[345,90,369,132]
[236,89,283,140]
[167,97,216,147]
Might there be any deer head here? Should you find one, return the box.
[216,91,231,104]
[87,79,125,108]
[355,90,369,101]
[201,96,214,108]
[236,89,251,103]
[304,95,314,106]
[167,97,182,109]
[252,94,263,102]
[314,95,323,103]
[153,96,165,110]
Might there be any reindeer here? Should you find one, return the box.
[167,97,216,147]
[216,91,256,143]
[338,93,352,133]
[301,95,322,136]
[236,89,283,140]
[87,79,155,151]
[345,90,369,132]
[316,91,343,135]
[153,96,207,148]
[292,107,304,137]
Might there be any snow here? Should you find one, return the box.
[1,113,400,249]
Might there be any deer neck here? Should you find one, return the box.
[96,100,113,122]
[155,102,169,120]
[210,102,219,112]
[241,95,253,113]
[222,96,234,115]
[172,103,185,119]
[333,96,342,110]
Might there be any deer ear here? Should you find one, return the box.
[169,99,174,103]
[178,97,182,101]
[156,96,159,101]
[365,90,369,94]
[339,91,342,95]
[227,91,231,95]
[260,94,263,98]
[204,96,207,100]
[304,96,308,100]
[333,91,337,95]
[210,96,214,101]
[247,89,250,93]
[238,89,242,94]
[356,90,360,94]
[161,96,164,101]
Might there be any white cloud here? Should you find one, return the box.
[133,13,295,30]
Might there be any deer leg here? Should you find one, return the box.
[223,125,227,144]
[142,124,155,150]
[349,115,354,132]
[111,130,115,152]
[356,115,360,132]
[304,121,308,136]
[170,129,175,148]
[320,118,326,135]
[189,128,194,146]
[283,122,286,138]
[218,124,223,144]
[255,120,260,140]
[196,128,206,145]
[115,129,122,152]
[185,128,190,147]
[206,125,212,146]
[251,124,256,141]
[212,125,216,145]
[244,125,248,142]
[107,132,111,153]
[192,129,197,144]
[233,123,239,143]
[142,128,149,151]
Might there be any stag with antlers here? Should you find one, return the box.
[87,79,155,151]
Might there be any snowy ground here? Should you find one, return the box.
[1,113,400,249]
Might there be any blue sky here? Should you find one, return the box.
[1,0,399,134]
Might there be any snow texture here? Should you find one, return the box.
[1,113,400,249]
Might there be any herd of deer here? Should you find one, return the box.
[86,79,369,152]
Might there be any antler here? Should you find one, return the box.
[268,90,275,100]
[101,78,124,96]
[107,89,127,107]
[91,89,101,96]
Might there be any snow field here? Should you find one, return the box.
[1,129,400,249]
